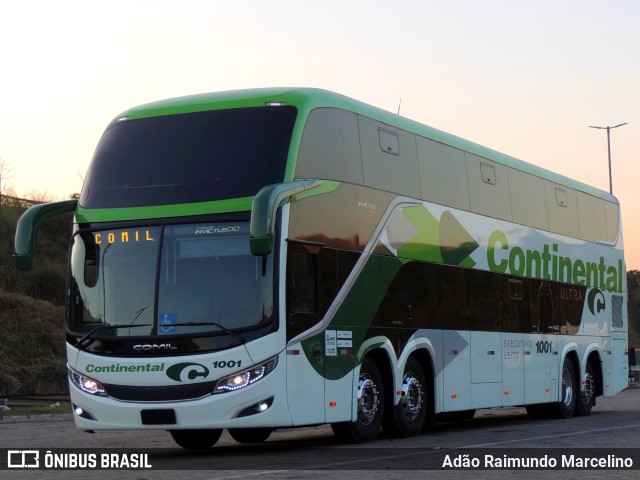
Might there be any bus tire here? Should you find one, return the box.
[228,428,273,444]
[169,429,222,449]
[554,356,578,419]
[575,361,595,417]
[384,357,427,438]
[331,356,384,443]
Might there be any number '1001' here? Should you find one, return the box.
[211,360,242,369]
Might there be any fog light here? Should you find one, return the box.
[72,403,97,420]
[236,396,274,418]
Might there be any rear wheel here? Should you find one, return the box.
[384,357,427,437]
[555,356,577,419]
[169,429,222,449]
[575,361,596,417]
[526,357,579,420]
[228,428,273,444]
[331,357,384,443]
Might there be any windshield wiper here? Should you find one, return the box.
[76,321,246,351]
[75,324,151,352]
[171,322,246,344]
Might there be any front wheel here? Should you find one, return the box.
[331,357,384,443]
[228,428,273,444]
[169,429,222,449]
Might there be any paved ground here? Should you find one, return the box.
[1,387,639,479]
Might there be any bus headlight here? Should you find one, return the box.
[68,368,107,396]
[213,356,278,394]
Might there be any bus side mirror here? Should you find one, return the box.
[249,180,321,256]
[13,199,78,271]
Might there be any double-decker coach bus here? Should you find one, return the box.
[14,88,628,448]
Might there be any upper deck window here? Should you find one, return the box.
[80,106,297,208]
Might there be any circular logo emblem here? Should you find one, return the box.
[166,362,210,382]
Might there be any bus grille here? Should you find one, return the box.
[103,381,217,402]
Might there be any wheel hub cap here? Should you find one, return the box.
[357,375,379,425]
[400,373,423,421]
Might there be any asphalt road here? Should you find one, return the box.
[1,387,639,479]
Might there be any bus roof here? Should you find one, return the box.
[116,88,615,203]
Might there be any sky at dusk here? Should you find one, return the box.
[1,0,638,268]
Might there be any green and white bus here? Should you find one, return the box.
[14,88,628,447]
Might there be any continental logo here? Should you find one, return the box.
[83,361,212,382]
[84,360,245,382]
[385,205,623,293]
[86,363,165,373]
[166,362,210,382]
[487,230,624,293]
[587,288,606,315]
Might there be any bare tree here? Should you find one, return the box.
[0,158,16,196]
[23,189,55,203]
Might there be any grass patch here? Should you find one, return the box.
[0,402,71,417]
[0,291,67,396]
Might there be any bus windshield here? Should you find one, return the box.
[79,106,297,208]
[67,222,275,338]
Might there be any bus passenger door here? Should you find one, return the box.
[524,334,557,404]
[524,281,559,404]
[501,278,527,406]
[285,242,326,425]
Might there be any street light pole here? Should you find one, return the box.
[588,122,628,194]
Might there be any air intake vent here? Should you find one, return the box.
[611,294,623,328]
[103,381,217,402]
